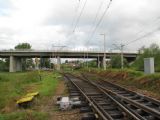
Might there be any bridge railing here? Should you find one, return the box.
[0,49,138,54]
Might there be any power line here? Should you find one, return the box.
[85,0,104,46]
[70,0,81,32]
[86,0,112,45]
[125,26,160,46]
[73,0,88,32]
[92,1,104,28]
[65,0,81,45]
[124,16,160,45]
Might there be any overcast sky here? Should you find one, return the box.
[0,0,160,52]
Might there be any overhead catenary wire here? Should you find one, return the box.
[110,18,160,68]
[73,0,88,32]
[85,0,104,62]
[124,26,160,46]
[86,0,113,45]
[85,0,104,46]
[124,16,160,45]
[65,0,81,47]
[112,26,160,55]
[70,0,81,32]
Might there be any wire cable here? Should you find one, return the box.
[73,0,88,32]
[70,0,81,32]
[85,0,104,46]
[125,26,160,46]
[86,0,112,45]
[124,16,160,45]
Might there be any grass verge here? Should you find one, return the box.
[84,68,160,98]
[0,71,60,120]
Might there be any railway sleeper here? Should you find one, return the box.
[97,77,160,112]
[68,74,143,120]
[108,110,124,118]
[101,86,160,119]
[91,98,126,119]
[102,105,118,110]
[80,107,93,113]
[122,102,159,120]
[123,101,160,120]
[81,113,96,120]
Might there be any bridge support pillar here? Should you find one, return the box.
[97,57,100,68]
[16,58,22,71]
[99,57,103,68]
[56,56,61,71]
[103,56,106,70]
[10,56,16,72]
[98,57,106,69]
[9,56,22,72]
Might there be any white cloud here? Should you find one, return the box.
[0,0,160,52]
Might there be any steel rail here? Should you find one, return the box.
[82,73,160,120]
[82,73,160,107]
[96,83,160,119]
[64,73,141,120]
[85,78,141,120]
[64,74,108,120]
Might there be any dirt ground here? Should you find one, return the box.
[47,80,81,120]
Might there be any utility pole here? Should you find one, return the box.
[83,48,85,67]
[109,49,112,68]
[100,33,106,70]
[86,46,90,69]
[113,44,125,69]
[51,45,66,71]
[86,47,89,69]
[120,44,124,69]
[98,53,100,69]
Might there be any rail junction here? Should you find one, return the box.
[63,73,160,120]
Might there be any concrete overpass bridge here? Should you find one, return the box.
[0,50,138,72]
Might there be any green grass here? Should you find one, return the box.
[39,72,59,96]
[119,73,160,95]
[87,68,160,96]
[0,110,48,120]
[0,71,60,120]
[0,71,38,109]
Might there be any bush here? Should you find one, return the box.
[110,55,129,68]
[131,43,160,71]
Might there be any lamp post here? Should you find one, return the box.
[100,33,106,70]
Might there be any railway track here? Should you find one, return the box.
[82,73,160,120]
[64,73,141,120]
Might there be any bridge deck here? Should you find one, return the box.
[0,50,138,59]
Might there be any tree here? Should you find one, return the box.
[88,60,97,68]
[0,59,6,71]
[110,55,128,68]
[15,43,31,49]
[40,58,51,68]
[131,43,160,71]
[0,59,9,71]
[65,60,69,64]
[14,43,34,70]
